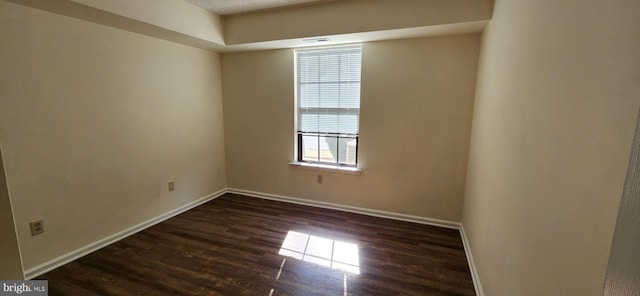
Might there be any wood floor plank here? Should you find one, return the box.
[39,193,475,295]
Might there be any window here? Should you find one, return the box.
[295,45,362,167]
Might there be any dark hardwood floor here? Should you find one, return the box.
[38,193,475,295]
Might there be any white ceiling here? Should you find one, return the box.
[183,0,328,15]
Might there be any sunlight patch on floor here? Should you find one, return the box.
[278,230,360,274]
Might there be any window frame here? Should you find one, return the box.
[294,45,362,169]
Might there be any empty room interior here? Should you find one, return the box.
[1,0,639,295]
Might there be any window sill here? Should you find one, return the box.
[289,162,362,175]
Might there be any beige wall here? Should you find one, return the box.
[0,1,227,271]
[0,147,24,279]
[463,0,640,295]
[222,35,479,221]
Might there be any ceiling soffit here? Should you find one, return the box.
[183,0,330,15]
[6,0,493,52]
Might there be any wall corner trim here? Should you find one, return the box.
[460,224,485,296]
[23,188,227,279]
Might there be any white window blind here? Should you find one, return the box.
[296,46,361,135]
[295,45,362,166]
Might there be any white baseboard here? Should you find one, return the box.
[226,188,461,229]
[460,224,484,296]
[23,188,227,279]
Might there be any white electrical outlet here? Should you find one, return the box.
[30,220,44,236]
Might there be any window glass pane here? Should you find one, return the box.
[301,135,319,162]
[338,137,357,165]
[319,135,338,164]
